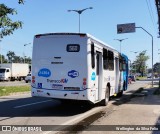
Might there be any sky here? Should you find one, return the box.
[0,0,160,68]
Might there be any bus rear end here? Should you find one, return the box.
[31,33,89,101]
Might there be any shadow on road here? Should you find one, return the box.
[0,81,159,123]
[0,97,94,119]
[111,82,160,106]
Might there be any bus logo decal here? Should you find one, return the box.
[38,68,51,77]
[68,70,79,78]
[91,72,96,81]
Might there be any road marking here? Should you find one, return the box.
[14,100,52,108]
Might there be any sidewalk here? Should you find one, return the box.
[79,82,160,134]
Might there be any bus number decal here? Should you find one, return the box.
[38,68,51,77]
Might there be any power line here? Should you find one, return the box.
[145,0,157,34]
[149,0,158,32]
[155,0,160,35]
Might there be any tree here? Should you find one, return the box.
[18,0,24,4]
[131,50,149,76]
[6,51,16,63]
[0,54,8,63]
[6,50,32,63]
[13,56,22,63]
[24,56,31,64]
[0,0,24,39]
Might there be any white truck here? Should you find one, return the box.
[0,63,29,81]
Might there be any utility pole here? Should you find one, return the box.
[136,27,154,87]
[24,43,31,63]
[130,51,139,75]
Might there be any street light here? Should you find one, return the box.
[114,38,128,53]
[24,43,31,63]
[130,51,140,75]
[158,51,160,82]
[136,27,154,87]
[68,7,93,33]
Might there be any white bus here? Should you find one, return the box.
[31,33,128,106]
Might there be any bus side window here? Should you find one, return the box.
[123,58,126,71]
[91,43,95,69]
[103,48,108,70]
[119,56,123,71]
[108,50,114,71]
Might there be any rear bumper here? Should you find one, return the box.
[31,87,89,101]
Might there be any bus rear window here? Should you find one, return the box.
[66,44,80,52]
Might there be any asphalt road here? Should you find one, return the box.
[0,81,151,133]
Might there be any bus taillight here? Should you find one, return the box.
[32,76,35,83]
[82,78,87,89]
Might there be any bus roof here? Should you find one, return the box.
[35,32,117,53]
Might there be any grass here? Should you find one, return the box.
[0,85,30,96]
[136,76,147,80]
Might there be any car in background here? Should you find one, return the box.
[25,73,31,83]
[147,73,152,78]
[128,77,132,84]
[128,75,136,82]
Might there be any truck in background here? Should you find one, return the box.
[0,63,29,81]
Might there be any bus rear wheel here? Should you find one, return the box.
[101,86,110,106]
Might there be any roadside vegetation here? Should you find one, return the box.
[136,76,147,80]
[0,85,30,96]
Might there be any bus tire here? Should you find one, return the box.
[101,86,110,106]
[117,81,125,97]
